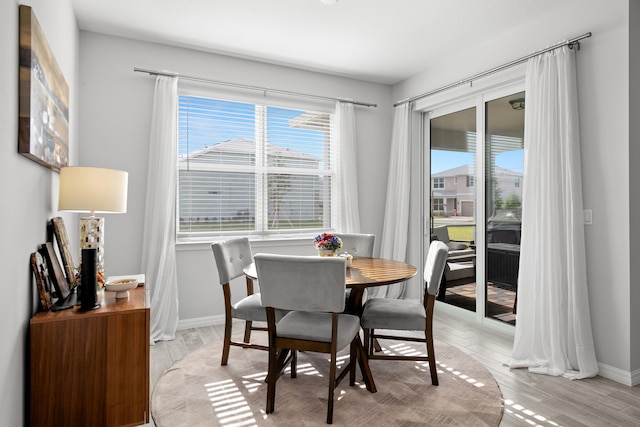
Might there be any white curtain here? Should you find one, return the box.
[337,101,361,233]
[370,103,411,299]
[510,46,598,379]
[141,75,179,343]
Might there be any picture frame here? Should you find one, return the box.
[48,217,78,289]
[39,242,71,302]
[31,251,53,311]
[18,5,69,172]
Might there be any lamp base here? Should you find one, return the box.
[80,216,105,278]
[79,248,100,311]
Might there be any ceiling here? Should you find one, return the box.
[70,0,575,85]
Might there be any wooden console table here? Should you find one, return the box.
[30,285,150,427]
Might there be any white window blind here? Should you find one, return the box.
[177,95,336,238]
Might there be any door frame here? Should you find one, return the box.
[418,72,525,334]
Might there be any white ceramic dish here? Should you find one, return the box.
[105,278,138,298]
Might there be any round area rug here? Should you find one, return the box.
[152,336,503,426]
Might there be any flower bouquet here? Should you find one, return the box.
[314,233,343,256]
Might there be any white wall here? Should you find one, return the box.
[393,1,634,381]
[629,0,640,379]
[0,1,78,426]
[77,32,394,324]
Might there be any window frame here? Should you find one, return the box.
[176,87,340,242]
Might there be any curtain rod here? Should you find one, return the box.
[133,67,377,108]
[394,32,592,107]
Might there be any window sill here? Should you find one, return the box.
[176,233,321,252]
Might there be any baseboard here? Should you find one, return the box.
[597,362,638,386]
[632,368,640,386]
[177,315,224,330]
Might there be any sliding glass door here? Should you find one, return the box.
[485,92,524,325]
[427,88,525,326]
[429,106,477,312]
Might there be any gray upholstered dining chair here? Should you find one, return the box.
[360,240,449,386]
[335,233,375,302]
[254,253,362,424]
[334,233,375,257]
[211,237,271,365]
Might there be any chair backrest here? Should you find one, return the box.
[424,241,449,296]
[255,253,346,312]
[335,233,375,257]
[431,225,451,244]
[211,237,253,285]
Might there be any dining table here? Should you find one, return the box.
[243,256,417,393]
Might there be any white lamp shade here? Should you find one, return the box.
[58,166,128,214]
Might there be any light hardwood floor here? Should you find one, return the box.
[148,310,640,426]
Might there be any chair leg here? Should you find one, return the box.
[327,350,337,424]
[221,318,232,366]
[221,285,233,365]
[349,340,357,386]
[291,350,297,378]
[425,294,439,386]
[243,320,253,343]
[363,328,370,356]
[426,330,438,385]
[266,378,276,414]
[265,347,282,414]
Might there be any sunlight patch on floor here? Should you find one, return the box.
[205,378,257,427]
[384,342,486,388]
[503,399,561,427]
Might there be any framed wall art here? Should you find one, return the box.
[39,242,71,303]
[48,217,78,289]
[18,5,69,172]
[31,251,53,311]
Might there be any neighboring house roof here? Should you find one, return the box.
[289,112,330,130]
[433,164,521,178]
[178,138,319,162]
[433,164,473,178]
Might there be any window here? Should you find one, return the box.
[177,95,336,238]
[433,177,444,189]
[467,175,475,187]
[514,177,520,188]
[432,198,444,212]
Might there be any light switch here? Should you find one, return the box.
[583,209,592,225]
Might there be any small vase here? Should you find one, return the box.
[318,248,338,257]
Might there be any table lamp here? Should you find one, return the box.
[58,166,128,310]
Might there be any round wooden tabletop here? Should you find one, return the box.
[243,257,417,288]
[346,257,417,288]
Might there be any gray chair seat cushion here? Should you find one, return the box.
[232,293,266,321]
[277,311,360,349]
[360,297,425,331]
[233,293,288,322]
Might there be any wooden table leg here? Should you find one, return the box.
[346,288,377,392]
[356,336,376,393]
